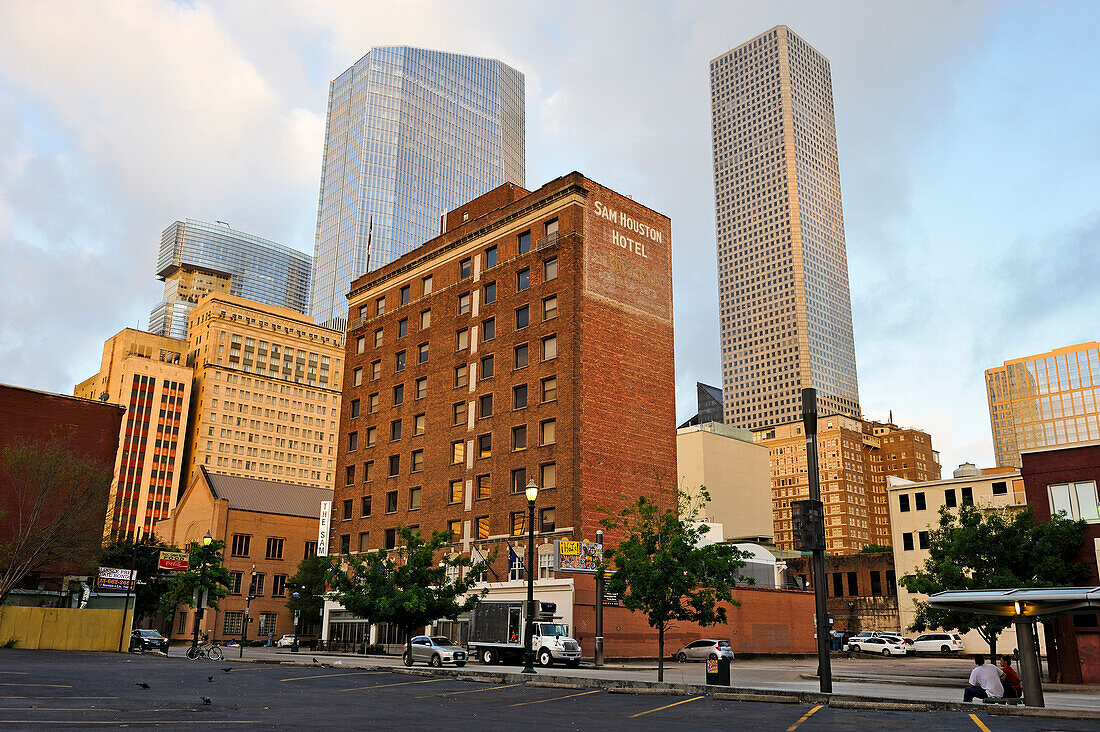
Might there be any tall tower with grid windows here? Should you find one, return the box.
[711,26,860,430]
[309,47,525,329]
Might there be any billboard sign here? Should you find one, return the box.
[555,539,603,573]
[317,500,331,556]
[157,551,189,572]
[97,566,136,592]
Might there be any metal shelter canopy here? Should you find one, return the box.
[928,587,1100,617]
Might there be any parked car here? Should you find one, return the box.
[675,639,735,663]
[848,636,908,656]
[403,636,468,667]
[909,632,966,654]
[130,629,168,653]
[275,634,296,648]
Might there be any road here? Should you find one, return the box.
[0,649,1094,730]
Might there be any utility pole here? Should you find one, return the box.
[595,529,605,667]
[116,527,142,653]
[801,387,832,693]
[241,564,255,658]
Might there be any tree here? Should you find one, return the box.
[328,526,490,653]
[159,538,233,624]
[99,536,180,622]
[859,544,892,554]
[900,503,1088,659]
[0,437,112,604]
[286,554,331,635]
[600,489,749,681]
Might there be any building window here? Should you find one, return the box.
[361,495,372,517]
[477,516,490,540]
[511,467,527,494]
[455,365,468,388]
[273,575,287,597]
[339,533,350,554]
[369,393,379,413]
[483,318,495,342]
[384,528,397,550]
[224,612,244,635]
[357,532,370,553]
[516,267,530,291]
[231,534,251,557]
[458,292,471,315]
[476,474,491,500]
[252,573,265,595]
[543,296,557,321]
[411,449,424,473]
[414,413,426,435]
[541,462,556,490]
[846,571,857,596]
[541,335,557,361]
[363,461,374,482]
[371,360,381,380]
[831,573,844,597]
[228,571,243,594]
[391,419,402,441]
[481,355,494,379]
[388,454,400,476]
[479,394,493,418]
[375,296,386,316]
[478,433,492,459]
[448,520,462,541]
[345,465,355,486]
[515,306,529,329]
[393,384,404,406]
[356,336,365,354]
[518,231,531,254]
[945,488,957,508]
[514,343,529,369]
[545,219,558,239]
[452,441,465,465]
[544,257,558,281]
[992,481,1008,496]
[541,376,557,402]
[962,487,974,505]
[915,492,926,511]
[420,309,431,329]
[452,403,465,426]
[409,486,421,511]
[366,426,377,447]
[902,532,914,551]
[870,571,882,596]
[1049,481,1100,521]
[395,350,406,372]
[417,342,429,364]
[511,512,527,537]
[540,419,556,446]
[416,377,427,400]
[386,491,398,514]
[899,494,910,512]
[450,479,464,504]
[422,275,433,296]
[485,245,498,268]
[484,281,496,304]
[350,399,360,419]
[304,541,317,557]
[347,431,358,452]
[398,318,408,338]
[539,507,556,533]
[374,328,384,348]
[353,367,362,386]
[459,257,472,279]
[399,284,410,305]
[512,424,527,451]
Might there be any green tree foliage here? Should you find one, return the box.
[600,489,749,681]
[859,544,892,554]
[900,503,1088,658]
[286,554,331,633]
[328,526,490,650]
[0,437,112,604]
[159,539,233,621]
[99,536,179,621]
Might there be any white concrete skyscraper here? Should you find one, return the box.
[711,26,860,430]
[310,47,525,328]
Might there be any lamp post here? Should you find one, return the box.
[521,478,538,675]
[190,532,213,655]
[802,388,832,693]
[595,529,605,667]
[291,592,301,653]
[117,526,142,653]
[241,564,255,659]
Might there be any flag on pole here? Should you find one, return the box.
[508,546,525,580]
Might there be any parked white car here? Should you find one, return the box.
[908,632,966,654]
[275,635,296,648]
[849,636,908,656]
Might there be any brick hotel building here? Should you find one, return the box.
[326,173,675,645]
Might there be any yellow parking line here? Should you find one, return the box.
[969,713,992,732]
[280,671,382,682]
[511,689,602,707]
[339,678,444,692]
[420,683,522,698]
[786,704,823,731]
[630,695,705,718]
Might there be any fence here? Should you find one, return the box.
[0,606,133,651]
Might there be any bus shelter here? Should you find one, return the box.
[928,587,1100,707]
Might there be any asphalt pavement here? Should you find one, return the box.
[0,649,1096,730]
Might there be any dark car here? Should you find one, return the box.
[130,629,169,653]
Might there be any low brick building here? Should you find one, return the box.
[155,467,331,644]
[785,551,899,634]
[1021,442,1100,683]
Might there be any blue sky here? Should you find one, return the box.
[1,0,1097,473]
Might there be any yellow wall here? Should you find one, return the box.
[0,607,133,651]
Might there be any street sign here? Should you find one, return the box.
[158,550,189,572]
[317,500,331,556]
[554,539,602,573]
[96,567,136,592]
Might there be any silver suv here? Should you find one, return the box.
[403,636,468,667]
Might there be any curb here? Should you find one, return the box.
[714,692,800,704]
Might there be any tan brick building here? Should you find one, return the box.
[156,467,331,643]
[180,294,344,493]
[328,173,675,631]
[75,329,192,539]
[756,414,939,554]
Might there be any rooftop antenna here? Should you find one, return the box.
[889,409,893,424]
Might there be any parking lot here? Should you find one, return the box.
[0,649,1095,730]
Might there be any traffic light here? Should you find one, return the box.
[791,499,825,551]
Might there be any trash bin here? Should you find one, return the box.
[705,656,731,686]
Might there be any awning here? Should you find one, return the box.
[928,587,1100,617]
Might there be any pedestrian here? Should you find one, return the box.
[267,631,274,647]
[963,654,1004,702]
[999,655,1023,699]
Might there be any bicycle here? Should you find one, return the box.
[185,642,224,661]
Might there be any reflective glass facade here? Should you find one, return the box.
[711,26,860,430]
[150,219,311,339]
[310,46,525,327]
[987,343,1100,467]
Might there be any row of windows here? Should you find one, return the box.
[230,534,304,561]
[338,504,559,554]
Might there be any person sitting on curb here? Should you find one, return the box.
[999,655,1023,699]
[964,654,1004,702]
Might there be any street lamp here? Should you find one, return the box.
[241,564,256,659]
[521,478,538,675]
[191,532,213,655]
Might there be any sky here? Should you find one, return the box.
[1,0,1098,474]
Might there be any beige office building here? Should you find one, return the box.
[888,465,1030,652]
[678,422,773,542]
[75,329,193,539]
[711,26,860,430]
[986,342,1100,468]
[180,294,344,492]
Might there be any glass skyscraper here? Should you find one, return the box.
[711,26,860,430]
[309,46,525,327]
[149,219,312,339]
